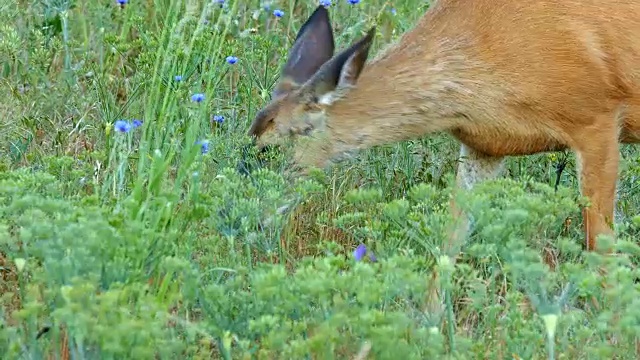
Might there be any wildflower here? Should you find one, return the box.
[226,56,238,65]
[132,119,143,128]
[320,0,331,7]
[117,0,128,5]
[212,115,225,124]
[354,244,367,261]
[174,75,183,81]
[196,140,210,154]
[353,243,377,262]
[273,9,284,17]
[347,0,360,4]
[191,93,205,103]
[390,8,397,15]
[114,120,132,133]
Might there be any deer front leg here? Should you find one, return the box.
[447,144,506,254]
[425,144,504,322]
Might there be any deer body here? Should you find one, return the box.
[248,1,640,252]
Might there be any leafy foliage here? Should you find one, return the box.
[1,0,640,359]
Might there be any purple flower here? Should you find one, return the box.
[226,56,238,65]
[354,244,367,261]
[273,9,284,17]
[191,93,205,102]
[196,140,210,154]
[320,0,331,7]
[174,75,183,81]
[353,243,378,262]
[132,119,143,128]
[212,115,225,124]
[114,120,131,133]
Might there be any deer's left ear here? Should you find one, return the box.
[273,6,336,98]
[305,26,376,105]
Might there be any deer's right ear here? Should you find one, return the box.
[273,6,335,97]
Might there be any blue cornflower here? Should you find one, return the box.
[196,140,210,154]
[132,119,143,128]
[320,0,331,7]
[191,93,205,102]
[117,0,128,5]
[273,9,284,17]
[114,120,132,133]
[226,56,238,65]
[347,0,360,4]
[174,75,183,81]
[353,243,377,262]
[212,115,225,124]
[354,244,367,261]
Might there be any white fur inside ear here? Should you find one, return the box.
[317,92,337,106]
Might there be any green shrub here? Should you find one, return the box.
[1,0,640,359]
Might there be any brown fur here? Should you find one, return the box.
[248,1,640,252]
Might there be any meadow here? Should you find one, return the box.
[2,0,640,358]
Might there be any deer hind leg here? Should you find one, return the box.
[573,117,620,252]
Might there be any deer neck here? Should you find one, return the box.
[324,38,485,158]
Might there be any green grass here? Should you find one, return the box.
[1,0,640,359]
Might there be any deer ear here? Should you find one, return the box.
[307,27,376,104]
[273,6,335,97]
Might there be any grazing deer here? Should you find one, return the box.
[247,1,640,254]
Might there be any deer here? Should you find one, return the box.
[247,1,640,267]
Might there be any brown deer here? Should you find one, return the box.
[247,1,640,256]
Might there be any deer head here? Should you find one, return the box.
[247,6,376,174]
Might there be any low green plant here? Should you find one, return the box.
[1,0,640,359]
